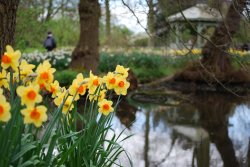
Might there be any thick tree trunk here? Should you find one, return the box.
[71,0,100,73]
[0,0,20,56]
[105,0,111,45]
[201,0,246,73]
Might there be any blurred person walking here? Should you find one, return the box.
[44,32,56,52]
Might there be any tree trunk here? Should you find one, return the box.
[201,0,246,73]
[147,0,155,47]
[144,110,150,167]
[0,0,20,56]
[105,0,111,45]
[44,0,53,22]
[71,0,100,73]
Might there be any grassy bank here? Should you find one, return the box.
[99,52,199,83]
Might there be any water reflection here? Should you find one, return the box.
[116,99,137,128]
[114,93,250,167]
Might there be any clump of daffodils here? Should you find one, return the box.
[0,45,130,127]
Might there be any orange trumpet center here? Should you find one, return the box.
[41,72,49,80]
[27,90,36,100]
[2,55,11,64]
[50,86,56,93]
[0,106,4,115]
[118,81,125,87]
[30,108,40,120]
[103,104,110,110]
[93,79,99,86]
[109,78,116,84]
[78,85,85,93]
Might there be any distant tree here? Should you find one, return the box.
[40,0,72,22]
[71,0,101,73]
[0,0,20,55]
[147,0,156,47]
[105,0,111,45]
[14,0,78,50]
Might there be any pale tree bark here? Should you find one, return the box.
[105,0,111,45]
[71,0,101,73]
[201,0,247,73]
[0,0,20,56]
[147,0,155,47]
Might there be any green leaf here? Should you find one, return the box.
[11,142,36,162]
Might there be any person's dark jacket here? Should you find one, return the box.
[44,36,56,51]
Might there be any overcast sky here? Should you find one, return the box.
[108,0,149,34]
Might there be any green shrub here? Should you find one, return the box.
[231,53,250,69]
[98,52,192,82]
[133,37,148,47]
[55,70,78,86]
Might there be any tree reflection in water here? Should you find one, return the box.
[116,92,250,167]
[193,93,239,167]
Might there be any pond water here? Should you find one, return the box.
[113,93,250,167]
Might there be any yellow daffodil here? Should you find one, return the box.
[69,73,87,101]
[0,69,8,88]
[62,96,74,114]
[5,71,19,90]
[21,106,47,127]
[191,49,201,55]
[54,88,74,114]
[19,60,35,80]
[1,45,21,71]
[88,71,102,93]
[98,99,114,116]
[0,95,11,122]
[16,84,42,107]
[46,80,60,98]
[89,89,106,101]
[103,72,117,90]
[115,65,129,78]
[54,87,67,106]
[35,60,56,90]
[114,77,130,96]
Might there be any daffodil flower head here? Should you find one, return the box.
[62,96,74,114]
[0,69,8,89]
[54,87,67,106]
[19,60,35,80]
[114,77,130,96]
[16,84,42,108]
[47,80,61,98]
[88,71,102,93]
[0,95,11,122]
[103,72,117,90]
[53,88,74,114]
[35,60,56,90]
[1,45,21,71]
[21,106,47,127]
[98,99,114,116]
[89,89,106,101]
[69,73,87,101]
[115,65,129,79]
